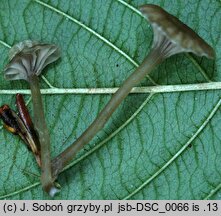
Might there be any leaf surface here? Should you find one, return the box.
[0,0,220,199]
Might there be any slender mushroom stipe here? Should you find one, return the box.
[4,40,60,196]
[51,4,215,178]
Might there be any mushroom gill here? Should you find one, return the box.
[139,4,215,59]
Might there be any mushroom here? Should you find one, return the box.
[51,4,215,177]
[4,40,60,196]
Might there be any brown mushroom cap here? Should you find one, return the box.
[139,4,215,59]
[4,40,60,81]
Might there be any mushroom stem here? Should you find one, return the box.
[29,74,55,194]
[3,40,60,196]
[52,47,164,177]
[51,3,215,179]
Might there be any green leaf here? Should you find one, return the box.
[0,0,220,199]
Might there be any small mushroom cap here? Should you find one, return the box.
[139,4,215,59]
[4,40,60,81]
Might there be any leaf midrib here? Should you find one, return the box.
[0,82,221,95]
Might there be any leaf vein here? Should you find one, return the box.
[204,183,221,200]
[0,93,154,199]
[33,0,156,85]
[123,98,221,199]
